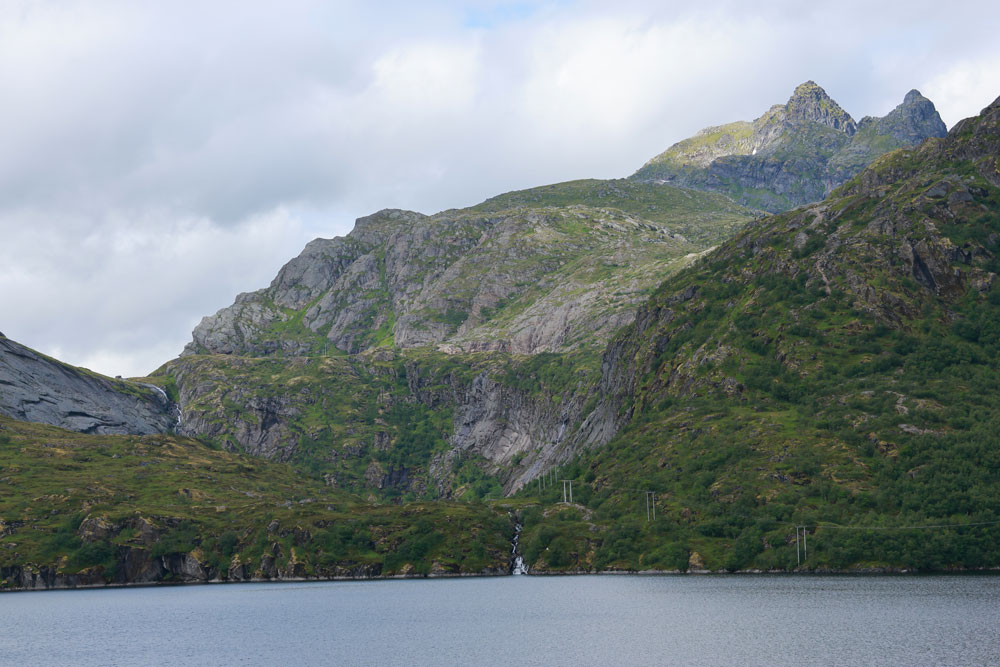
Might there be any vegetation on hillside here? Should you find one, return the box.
[512,97,1000,572]
[0,417,513,589]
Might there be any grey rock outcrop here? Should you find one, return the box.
[0,336,173,434]
[856,90,948,144]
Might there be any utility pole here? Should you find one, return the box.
[796,527,800,566]
[561,480,573,503]
[645,491,656,521]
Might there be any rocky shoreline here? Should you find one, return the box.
[6,563,998,593]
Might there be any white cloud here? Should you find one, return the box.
[371,41,482,112]
[0,207,306,377]
[921,57,1000,127]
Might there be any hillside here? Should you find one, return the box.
[0,416,513,590]
[519,93,1000,572]
[4,85,997,582]
[632,82,947,212]
[0,334,173,435]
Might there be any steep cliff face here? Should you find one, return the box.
[164,348,609,496]
[632,82,948,212]
[0,335,173,435]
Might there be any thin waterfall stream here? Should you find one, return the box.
[511,522,527,575]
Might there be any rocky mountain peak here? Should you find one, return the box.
[784,80,857,135]
[632,80,950,212]
[861,89,947,144]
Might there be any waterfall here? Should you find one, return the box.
[147,385,169,402]
[511,522,528,575]
[139,382,182,430]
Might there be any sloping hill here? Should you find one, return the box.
[0,334,173,435]
[543,94,1000,572]
[0,416,513,590]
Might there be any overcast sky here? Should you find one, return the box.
[2,0,999,377]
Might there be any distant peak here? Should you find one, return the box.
[872,89,947,142]
[793,80,822,94]
[784,80,856,135]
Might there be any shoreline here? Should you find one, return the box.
[4,564,1000,593]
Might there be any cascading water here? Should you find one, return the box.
[140,383,182,429]
[511,522,528,575]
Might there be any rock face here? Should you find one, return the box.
[171,181,754,494]
[0,335,173,435]
[632,82,948,212]
[163,348,613,495]
[856,89,948,144]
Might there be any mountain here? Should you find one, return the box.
[0,333,174,435]
[163,180,753,495]
[159,84,952,502]
[632,82,947,212]
[542,93,1000,572]
[4,84,996,586]
[183,180,751,359]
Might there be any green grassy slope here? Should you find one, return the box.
[0,417,514,589]
[472,178,753,245]
[509,96,1000,573]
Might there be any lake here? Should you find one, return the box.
[3,574,999,666]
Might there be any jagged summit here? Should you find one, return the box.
[785,80,857,134]
[857,88,948,144]
[631,81,947,212]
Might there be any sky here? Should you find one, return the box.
[2,0,999,377]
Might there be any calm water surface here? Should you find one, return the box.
[3,575,999,666]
